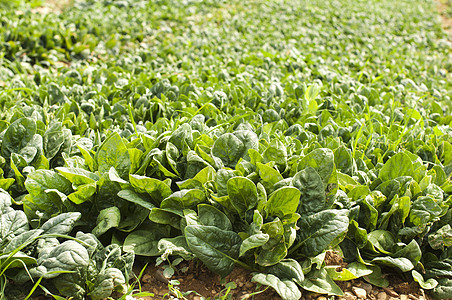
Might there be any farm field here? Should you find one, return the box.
[0,0,451,299]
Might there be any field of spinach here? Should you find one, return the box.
[0,0,451,299]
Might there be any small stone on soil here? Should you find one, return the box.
[377,292,388,300]
[339,291,357,300]
[352,287,367,299]
[359,282,372,295]
[382,287,399,298]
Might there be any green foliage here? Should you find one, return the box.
[0,0,451,299]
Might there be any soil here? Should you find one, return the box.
[437,0,452,36]
[125,251,432,300]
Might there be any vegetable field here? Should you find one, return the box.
[0,0,451,299]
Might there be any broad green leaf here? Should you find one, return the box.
[0,252,37,269]
[161,189,206,210]
[129,174,172,203]
[412,270,437,290]
[92,207,121,237]
[256,162,283,187]
[88,267,126,300]
[300,268,344,296]
[185,225,241,277]
[257,218,286,266]
[198,204,232,231]
[265,186,300,218]
[252,273,301,300]
[37,240,90,278]
[428,224,452,250]
[292,167,327,215]
[296,209,349,256]
[96,132,130,178]
[267,258,304,284]
[211,133,245,168]
[227,176,258,217]
[123,224,171,256]
[67,182,97,204]
[158,236,195,260]
[239,233,269,257]
[1,117,37,160]
[430,277,452,299]
[367,230,395,255]
[263,140,287,170]
[379,152,414,182]
[117,189,156,211]
[297,148,335,189]
[24,169,72,221]
[0,209,29,241]
[149,208,183,229]
[409,196,443,227]
[40,212,81,235]
[393,240,422,265]
[371,256,414,272]
[56,167,99,186]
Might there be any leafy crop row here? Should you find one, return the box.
[0,0,451,299]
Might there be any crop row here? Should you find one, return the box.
[0,0,451,299]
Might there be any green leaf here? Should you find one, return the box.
[24,169,72,221]
[161,189,206,210]
[256,162,283,187]
[43,122,65,160]
[40,212,81,235]
[430,277,452,299]
[428,224,452,250]
[252,273,301,300]
[198,204,232,231]
[37,240,90,278]
[409,196,442,227]
[67,182,97,204]
[211,133,245,168]
[149,208,182,229]
[367,230,395,254]
[379,152,414,181]
[1,117,37,160]
[123,224,171,256]
[265,186,300,218]
[257,218,287,266]
[129,174,172,204]
[371,256,414,272]
[88,267,126,300]
[96,132,130,178]
[227,176,258,217]
[185,225,241,277]
[92,207,121,237]
[296,209,349,256]
[412,270,437,290]
[297,148,335,190]
[117,189,156,211]
[300,267,344,296]
[293,167,327,215]
[267,259,304,284]
[158,236,195,260]
[239,233,269,257]
[0,209,29,241]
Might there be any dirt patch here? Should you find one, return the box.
[437,0,452,37]
[31,0,74,14]
[130,259,280,300]
[125,255,433,300]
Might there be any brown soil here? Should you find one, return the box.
[130,259,280,300]
[125,252,431,300]
[437,0,452,37]
[31,0,74,14]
